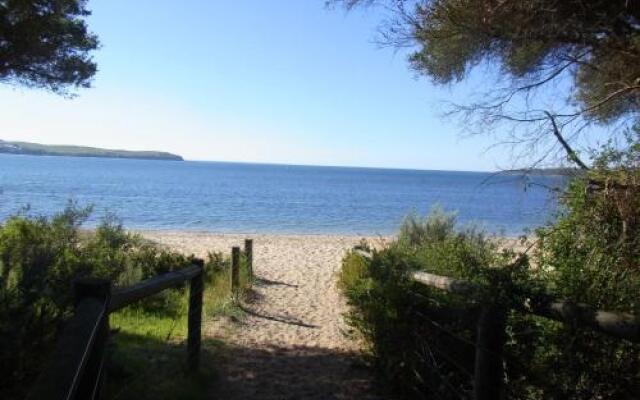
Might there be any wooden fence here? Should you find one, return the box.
[28,239,254,400]
[412,271,640,400]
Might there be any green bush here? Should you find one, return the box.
[105,244,253,400]
[0,201,254,400]
[0,204,196,399]
[340,208,519,399]
[523,131,640,399]
[340,190,640,399]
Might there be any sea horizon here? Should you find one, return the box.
[0,153,566,236]
[183,157,503,174]
[2,149,520,174]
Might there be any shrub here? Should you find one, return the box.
[339,207,519,399]
[0,203,196,399]
[340,193,640,399]
[523,130,640,399]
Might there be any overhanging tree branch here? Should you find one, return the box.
[544,111,589,170]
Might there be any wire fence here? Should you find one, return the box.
[407,271,640,400]
[106,240,253,399]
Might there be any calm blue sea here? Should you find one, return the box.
[0,154,565,236]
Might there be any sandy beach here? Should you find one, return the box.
[141,231,386,399]
[139,231,527,399]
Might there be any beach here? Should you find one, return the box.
[140,231,386,399]
[139,231,380,351]
[138,231,526,399]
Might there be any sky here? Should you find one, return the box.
[1,1,516,171]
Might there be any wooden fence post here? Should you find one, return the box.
[188,259,204,372]
[231,247,240,298]
[73,279,111,400]
[474,305,507,400]
[244,239,253,281]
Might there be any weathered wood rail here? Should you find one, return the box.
[230,239,254,297]
[412,271,640,400]
[28,239,256,400]
[27,260,205,400]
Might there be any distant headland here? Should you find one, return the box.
[0,140,183,161]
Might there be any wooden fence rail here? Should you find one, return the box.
[244,238,253,281]
[28,279,111,400]
[413,271,640,341]
[29,238,255,400]
[231,241,254,296]
[28,261,205,400]
[231,246,241,297]
[412,271,640,400]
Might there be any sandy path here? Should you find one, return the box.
[141,231,385,400]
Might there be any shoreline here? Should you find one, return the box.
[134,228,524,240]
[137,231,382,259]
[134,229,393,240]
[137,230,529,260]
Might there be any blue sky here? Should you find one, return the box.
[1,1,513,171]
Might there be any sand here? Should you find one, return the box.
[140,231,528,399]
[140,231,387,399]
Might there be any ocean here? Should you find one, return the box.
[0,154,565,236]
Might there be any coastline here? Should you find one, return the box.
[137,230,387,259]
[136,229,527,253]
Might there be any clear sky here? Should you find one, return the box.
[0,0,514,171]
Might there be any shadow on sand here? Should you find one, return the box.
[238,304,319,329]
[211,343,386,400]
[255,277,299,288]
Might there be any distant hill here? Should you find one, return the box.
[504,167,583,177]
[0,140,183,161]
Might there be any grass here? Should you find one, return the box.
[0,205,252,399]
[105,254,253,400]
[106,330,223,400]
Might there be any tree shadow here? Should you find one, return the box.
[211,343,388,400]
[255,277,299,288]
[105,331,221,400]
[238,304,319,329]
[106,331,388,399]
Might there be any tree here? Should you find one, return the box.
[336,0,640,167]
[334,4,640,398]
[0,0,99,94]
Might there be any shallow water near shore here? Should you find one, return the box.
[0,154,565,235]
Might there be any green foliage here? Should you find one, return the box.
[340,207,519,398]
[201,249,252,318]
[0,204,195,399]
[341,0,640,124]
[397,207,457,246]
[105,330,221,400]
[0,203,254,399]
[536,126,640,310]
[105,249,253,400]
[0,0,99,93]
[524,128,640,399]
[340,198,640,399]
[340,246,433,398]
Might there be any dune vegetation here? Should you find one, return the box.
[339,128,640,399]
[0,203,251,400]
